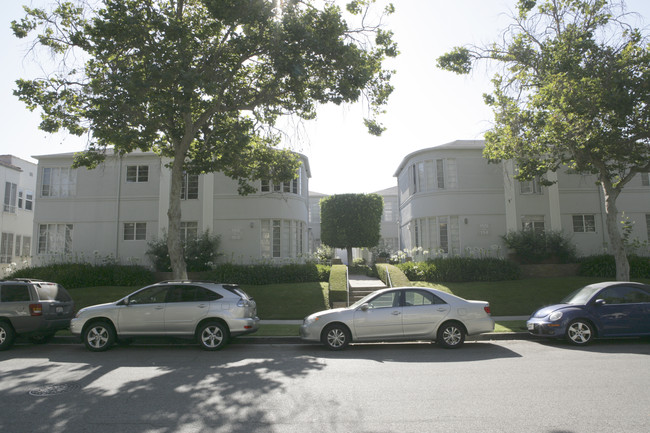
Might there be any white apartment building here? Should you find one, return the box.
[394,140,650,258]
[33,150,311,267]
[1,155,36,270]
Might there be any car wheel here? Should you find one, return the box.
[0,322,16,351]
[566,319,594,345]
[29,333,55,344]
[322,324,351,350]
[198,322,229,351]
[83,321,116,352]
[437,322,465,349]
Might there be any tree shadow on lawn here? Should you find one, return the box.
[0,344,327,433]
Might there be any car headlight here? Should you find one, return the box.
[303,316,320,326]
[549,311,563,321]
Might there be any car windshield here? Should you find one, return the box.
[34,283,72,302]
[561,285,601,305]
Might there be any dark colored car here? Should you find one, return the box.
[0,279,75,350]
[527,281,650,345]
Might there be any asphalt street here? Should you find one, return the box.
[1,339,648,433]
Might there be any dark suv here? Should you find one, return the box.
[0,279,75,350]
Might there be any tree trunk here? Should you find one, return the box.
[167,149,188,280]
[346,247,353,266]
[600,181,630,281]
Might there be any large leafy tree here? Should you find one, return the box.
[12,0,397,278]
[320,193,383,264]
[437,0,650,280]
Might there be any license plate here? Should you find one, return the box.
[527,323,535,331]
[56,307,63,313]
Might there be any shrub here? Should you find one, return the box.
[397,257,520,283]
[376,263,410,287]
[328,264,348,305]
[147,230,223,272]
[579,254,650,279]
[502,229,577,264]
[8,264,154,288]
[204,263,325,285]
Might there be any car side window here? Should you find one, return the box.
[166,286,222,303]
[195,287,221,302]
[368,291,399,309]
[598,286,650,305]
[0,284,31,302]
[404,290,447,306]
[129,286,169,305]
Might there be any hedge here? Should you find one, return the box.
[397,257,520,283]
[7,264,154,289]
[578,255,650,279]
[328,264,348,305]
[203,263,330,285]
[376,263,410,287]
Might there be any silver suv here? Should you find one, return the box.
[0,279,75,350]
[71,281,259,351]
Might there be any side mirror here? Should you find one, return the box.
[594,299,606,306]
[359,303,370,312]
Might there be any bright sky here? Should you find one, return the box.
[3,1,650,195]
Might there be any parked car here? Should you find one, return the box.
[0,279,75,350]
[300,286,494,350]
[71,281,259,351]
[527,281,650,345]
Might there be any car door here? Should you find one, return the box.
[591,286,647,336]
[164,285,215,335]
[353,290,403,340]
[117,286,168,335]
[0,284,34,333]
[401,289,451,338]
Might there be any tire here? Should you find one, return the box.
[198,322,229,351]
[83,321,116,352]
[322,324,351,350]
[437,322,465,349]
[0,322,16,351]
[566,319,594,345]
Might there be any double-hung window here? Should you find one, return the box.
[126,165,149,183]
[3,182,17,213]
[181,173,199,200]
[0,233,14,263]
[124,223,146,241]
[41,167,76,197]
[573,215,596,233]
[180,222,198,243]
[520,178,541,194]
[38,224,73,254]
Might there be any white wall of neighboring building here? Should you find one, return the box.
[32,150,311,267]
[1,155,37,272]
[394,140,650,259]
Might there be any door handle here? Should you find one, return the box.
[197,304,207,308]
[392,311,401,315]
[437,308,447,312]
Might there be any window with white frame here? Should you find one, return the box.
[436,159,445,189]
[260,176,300,194]
[1,233,14,263]
[41,167,77,197]
[25,190,33,211]
[409,159,455,196]
[3,182,17,213]
[15,235,22,257]
[642,172,649,186]
[180,221,198,243]
[522,216,545,233]
[126,165,149,183]
[573,215,596,233]
[439,217,449,253]
[261,219,304,259]
[38,224,73,254]
[520,178,541,194]
[123,222,146,241]
[181,173,199,200]
[22,236,31,257]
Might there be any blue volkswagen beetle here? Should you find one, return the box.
[527,281,650,345]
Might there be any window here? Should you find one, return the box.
[166,285,221,303]
[124,223,146,241]
[4,182,17,213]
[25,191,33,211]
[598,286,650,304]
[641,172,649,186]
[439,217,449,254]
[41,167,76,197]
[520,178,541,194]
[128,286,168,305]
[1,233,14,263]
[522,216,545,233]
[436,159,445,189]
[22,236,31,257]
[0,284,31,302]
[15,235,22,256]
[261,219,304,259]
[180,222,198,243]
[17,189,23,209]
[126,165,149,183]
[573,215,596,233]
[261,177,300,194]
[38,224,73,254]
[181,173,199,200]
[404,289,446,306]
[368,291,399,309]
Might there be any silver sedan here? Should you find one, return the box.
[300,286,494,349]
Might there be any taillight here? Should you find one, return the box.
[484,305,491,315]
[30,303,43,316]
